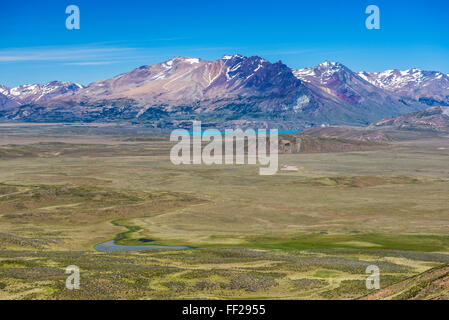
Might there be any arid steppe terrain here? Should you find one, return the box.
[0,123,448,300]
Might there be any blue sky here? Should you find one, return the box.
[1,0,448,87]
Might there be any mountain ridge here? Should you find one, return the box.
[358,68,449,106]
[369,106,449,133]
[1,55,447,130]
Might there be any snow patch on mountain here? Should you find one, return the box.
[293,61,349,85]
[0,81,83,104]
[185,58,200,64]
[222,54,244,60]
[293,95,310,112]
[292,68,316,82]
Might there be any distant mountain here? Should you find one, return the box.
[358,69,449,106]
[294,61,390,106]
[1,55,447,130]
[369,106,449,133]
[0,81,83,109]
[75,55,312,113]
[293,61,424,123]
[0,86,19,111]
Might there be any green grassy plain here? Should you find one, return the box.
[0,124,448,299]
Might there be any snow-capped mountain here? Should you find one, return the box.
[292,61,424,121]
[0,81,83,107]
[77,55,307,108]
[293,61,385,105]
[358,69,449,105]
[1,55,447,129]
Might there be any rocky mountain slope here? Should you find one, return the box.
[369,106,449,133]
[278,133,386,154]
[362,264,449,300]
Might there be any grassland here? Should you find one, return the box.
[0,123,448,299]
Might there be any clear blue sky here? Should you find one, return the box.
[1,0,448,87]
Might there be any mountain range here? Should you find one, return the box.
[1,55,448,130]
